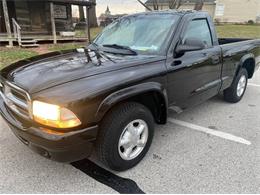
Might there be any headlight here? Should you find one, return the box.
[32,101,81,128]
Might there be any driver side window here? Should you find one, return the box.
[183,19,213,48]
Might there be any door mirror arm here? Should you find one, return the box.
[175,38,206,56]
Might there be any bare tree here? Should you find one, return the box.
[88,0,98,27]
[153,0,159,10]
[136,0,152,11]
[78,2,97,27]
[136,0,204,11]
[137,0,159,10]
[79,6,85,22]
[194,0,204,10]
[169,0,182,9]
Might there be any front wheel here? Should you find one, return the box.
[224,68,248,103]
[96,102,154,171]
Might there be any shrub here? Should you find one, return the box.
[214,18,221,25]
[248,20,255,25]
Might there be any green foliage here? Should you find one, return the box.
[247,20,254,25]
[0,49,38,68]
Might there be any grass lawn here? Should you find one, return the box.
[75,27,103,40]
[216,24,260,39]
[0,43,87,69]
[0,25,259,68]
[0,48,38,68]
[47,42,86,52]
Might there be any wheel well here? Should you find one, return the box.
[102,91,167,125]
[242,58,255,78]
[126,91,167,124]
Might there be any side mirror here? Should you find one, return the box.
[175,38,206,55]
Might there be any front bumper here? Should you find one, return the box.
[0,99,98,162]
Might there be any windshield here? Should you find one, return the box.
[94,13,180,55]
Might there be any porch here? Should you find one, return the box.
[1,0,95,47]
[0,33,88,45]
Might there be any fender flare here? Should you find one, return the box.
[236,53,255,75]
[95,82,168,122]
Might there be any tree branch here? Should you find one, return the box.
[194,0,204,10]
[136,0,152,11]
[169,0,183,9]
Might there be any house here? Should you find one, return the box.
[145,0,216,18]
[0,0,95,47]
[98,6,126,27]
[145,0,260,23]
[214,0,260,23]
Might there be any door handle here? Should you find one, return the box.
[212,56,220,64]
[171,60,182,66]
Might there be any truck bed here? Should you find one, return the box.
[218,38,251,45]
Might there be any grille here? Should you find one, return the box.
[0,81,32,120]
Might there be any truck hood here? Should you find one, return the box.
[1,49,164,94]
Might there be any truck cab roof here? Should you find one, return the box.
[125,9,210,17]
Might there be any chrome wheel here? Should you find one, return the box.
[237,75,247,97]
[118,119,149,161]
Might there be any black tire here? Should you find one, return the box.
[224,68,248,103]
[96,102,154,171]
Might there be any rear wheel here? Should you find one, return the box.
[96,102,154,171]
[224,68,248,103]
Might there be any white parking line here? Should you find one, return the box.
[248,83,260,87]
[168,118,251,145]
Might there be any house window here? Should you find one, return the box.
[54,4,68,19]
[215,4,225,16]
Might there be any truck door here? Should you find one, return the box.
[166,16,222,110]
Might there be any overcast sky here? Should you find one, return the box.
[96,0,146,16]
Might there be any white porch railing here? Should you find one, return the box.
[12,18,22,46]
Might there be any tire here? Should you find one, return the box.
[96,102,154,171]
[224,68,248,103]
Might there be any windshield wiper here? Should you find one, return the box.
[102,44,137,55]
[86,43,116,64]
[88,42,99,51]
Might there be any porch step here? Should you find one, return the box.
[18,38,39,47]
[21,43,39,48]
[21,40,37,43]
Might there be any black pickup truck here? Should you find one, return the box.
[0,10,260,171]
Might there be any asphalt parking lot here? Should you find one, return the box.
[0,70,260,194]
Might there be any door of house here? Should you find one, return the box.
[29,1,46,33]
